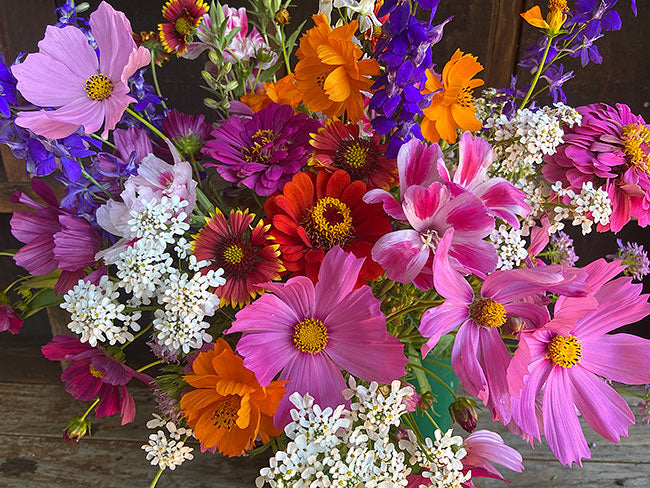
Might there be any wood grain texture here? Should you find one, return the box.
[485,0,526,87]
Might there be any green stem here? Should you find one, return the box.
[409,363,457,400]
[519,35,553,110]
[150,50,168,110]
[195,187,215,214]
[278,24,291,74]
[125,106,168,142]
[121,322,153,351]
[149,469,164,488]
[137,359,163,373]
[386,302,435,322]
[89,133,117,150]
[81,398,100,421]
[423,358,454,371]
[81,167,114,200]
[423,409,441,431]
[189,154,204,189]
[0,251,16,257]
[616,389,649,400]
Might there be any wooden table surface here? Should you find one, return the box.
[1,334,649,488]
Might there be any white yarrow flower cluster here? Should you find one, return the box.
[61,275,139,346]
[490,224,529,270]
[127,195,190,243]
[550,181,613,234]
[142,416,194,470]
[257,380,430,488]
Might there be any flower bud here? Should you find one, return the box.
[274,8,290,25]
[501,316,523,337]
[203,98,221,110]
[449,397,479,433]
[63,416,92,442]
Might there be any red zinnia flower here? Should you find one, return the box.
[264,169,392,285]
[158,0,209,56]
[192,208,284,307]
[310,120,398,190]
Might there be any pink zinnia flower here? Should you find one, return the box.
[437,132,530,228]
[371,182,497,289]
[226,246,408,427]
[508,259,650,466]
[542,103,650,232]
[420,230,589,423]
[12,2,150,139]
[0,302,23,335]
[42,334,153,424]
[461,430,524,486]
[11,181,101,294]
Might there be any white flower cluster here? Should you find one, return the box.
[485,103,581,178]
[257,380,462,488]
[549,181,612,234]
[399,429,470,488]
[116,239,174,305]
[61,275,140,346]
[142,415,194,470]
[127,195,190,243]
[490,224,528,270]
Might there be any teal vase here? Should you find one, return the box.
[411,358,458,435]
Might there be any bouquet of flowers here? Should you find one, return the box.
[1,0,649,486]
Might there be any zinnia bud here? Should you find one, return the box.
[274,8,290,25]
[63,416,92,442]
[449,397,479,433]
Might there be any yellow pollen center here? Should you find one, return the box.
[304,197,354,249]
[223,245,244,264]
[174,16,194,36]
[316,71,331,90]
[85,74,113,101]
[89,364,104,379]
[456,86,475,109]
[548,0,568,12]
[211,395,241,430]
[547,334,582,368]
[342,143,369,169]
[293,317,328,354]
[244,129,276,162]
[470,299,507,328]
[622,123,650,173]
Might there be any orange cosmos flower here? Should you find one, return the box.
[240,73,303,112]
[295,14,380,123]
[521,1,569,36]
[180,339,286,457]
[420,49,484,144]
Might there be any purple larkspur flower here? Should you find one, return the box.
[549,231,579,266]
[541,64,575,103]
[201,103,320,197]
[0,53,18,118]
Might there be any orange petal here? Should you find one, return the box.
[324,66,351,102]
[451,103,483,133]
[317,44,346,65]
[521,6,549,28]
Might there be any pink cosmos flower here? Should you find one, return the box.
[226,246,408,427]
[12,2,150,139]
[10,181,101,294]
[420,230,589,423]
[437,132,530,228]
[371,182,497,289]
[508,259,650,466]
[542,103,650,232]
[461,430,524,486]
[42,334,153,424]
[0,303,23,335]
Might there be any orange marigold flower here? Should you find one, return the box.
[521,1,569,35]
[240,74,303,112]
[420,49,484,144]
[295,14,380,123]
[158,0,209,56]
[180,339,286,457]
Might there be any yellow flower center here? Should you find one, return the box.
[456,86,475,109]
[293,317,328,354]
[223,245,244,264]
[548,0,568,12]
[547,334,582,368]
[303,197,354,249]
[622,123,650,173]
[342,142,369,169]
[470,299,507,329]
[174,16,194,36]
[244,129,276,163]
[211,395,241,430]
[84,74,113,101]
[89,364,104,379]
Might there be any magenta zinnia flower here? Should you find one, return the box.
[508,259,650,466]
[202,103,321,197]
[461,430,524,486]
[42,335,153,424]
[542,103,650,232]
[226,246,407,427]
[420,231,589,423]
[12,1,150,139]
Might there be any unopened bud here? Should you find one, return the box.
[501,316,524,336]
[203,98,221,110]
[201,70,217,87]
[274,8,290,25]
[449,397,479,433]
[63,416,91,442]
[207,50,221,67]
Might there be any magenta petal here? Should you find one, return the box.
[95,383,121,418]
[568,365,634,444]
[473,179,530,228]
[119,384,136,425]
[237,331,295,386]
[420,305,469,358]
[274,353,346,428]
[101,84,133,138]
[454,132,492,187]
[580,333,650,384]
[92,355,131,386]
[14,234,57,276]
[464,430,524,474]
[510,356,552,440]
[54,215,100,271]
[229,293,300,334]
[372,230,429,284]
[90,1,137,80]
[432,228,475,301]
[452,322,487,400]
[261,276,315,323]
[478,327,512,424]
[397,138,443,198]
[542,368,591,467]
[314,247,363,316]
[43,96,106,136]
[121,46,151,84]
[449,237,498,278]
[402,183,447,232]
[363,189,407,220]
[504,301,550,328]
[14,110,81,140]
[10,208,60,243]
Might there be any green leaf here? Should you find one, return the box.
[284,19,307,54]
[223,26,243,47]
[21,288,64,319]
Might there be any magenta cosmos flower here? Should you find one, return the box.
[11,181,101,294]
[202,103,321,197]
[508,259,650,466]
[0,303,23,335]
[42,335,153,424]
[461,430,524,486]
[226,246,408,427]
[542,103,650,232]
[12,1,150,139]
[420,230,589,423]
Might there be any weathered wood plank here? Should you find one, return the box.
[484,0,526,87]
